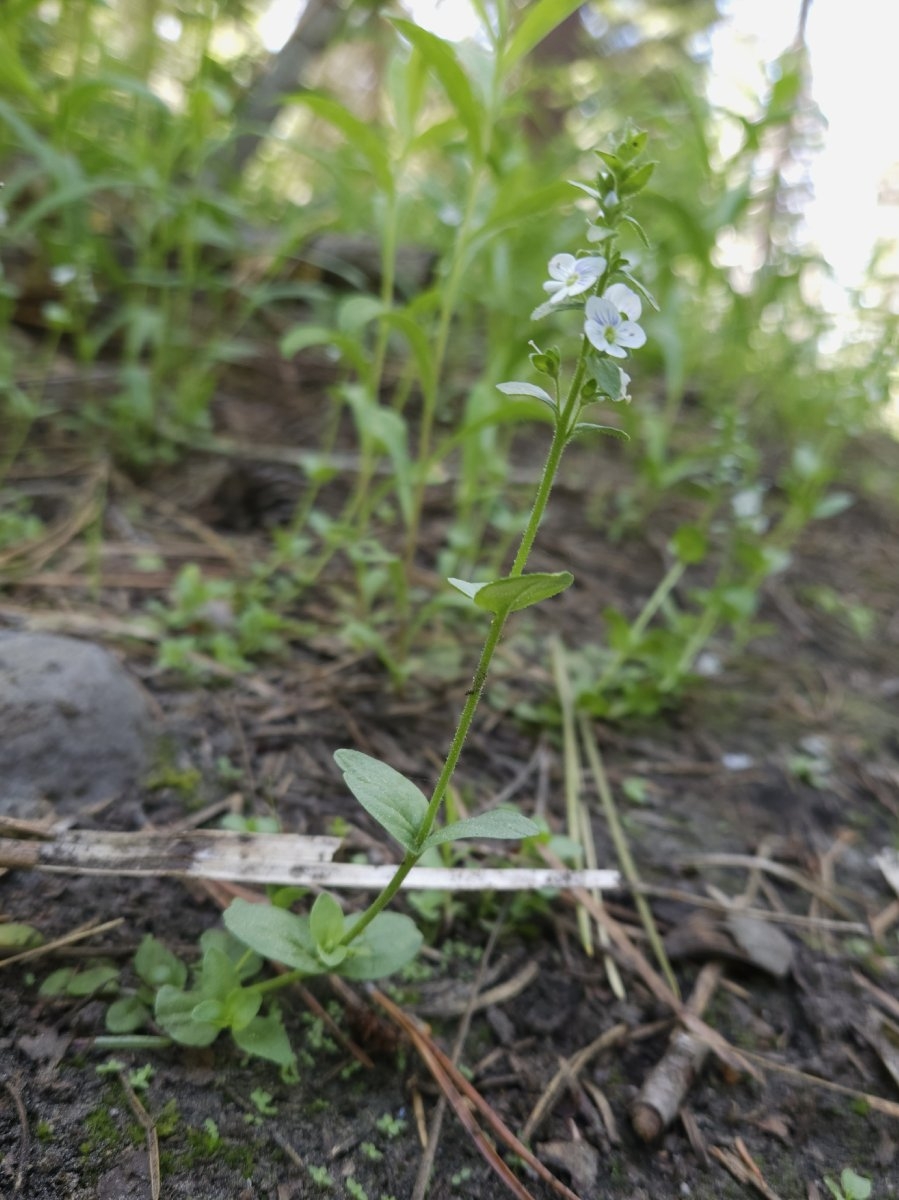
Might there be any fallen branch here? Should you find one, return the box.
[0,829,618,891]
[631,962,723,1142]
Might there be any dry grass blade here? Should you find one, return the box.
[370,986,584,1200]
[117,1071,160,1200]
[412,904,510,1200]
[710,1141,784,1200]
[521,1024,629,1142]
[551,639,624,996]
[0,918,124,970]
[579,715,679,999]
[680,853,856,915]
[0,461,107,574]
[540,844,758,1080]
[739,1048,899,1119]
[4,1078,28,1193]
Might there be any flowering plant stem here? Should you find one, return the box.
[342,341,593,947]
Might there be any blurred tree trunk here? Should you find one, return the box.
[211,0,350,184]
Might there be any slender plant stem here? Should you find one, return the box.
[343,331,601,945]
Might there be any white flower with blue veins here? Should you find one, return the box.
[584,283,646,358]
[542,253,606,304]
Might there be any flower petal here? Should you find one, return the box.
[615,322,646,348]
[604,283,642,320]
[547,253,576,280]
[585,296,618,324]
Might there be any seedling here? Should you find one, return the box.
[824,1168,873,1200]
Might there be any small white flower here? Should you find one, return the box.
[542,253,606,304]
[584,284,646,358]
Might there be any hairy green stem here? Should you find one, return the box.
[343,334,597,947]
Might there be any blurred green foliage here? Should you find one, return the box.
[0,0,895,710]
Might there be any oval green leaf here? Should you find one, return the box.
[422,809,539,851]
[333,749,428,852]
[340,912,423,980]
[389,19,483,156]
[470,571,574,616]
[223,899,320,973]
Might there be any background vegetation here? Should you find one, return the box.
[1,0,895,703]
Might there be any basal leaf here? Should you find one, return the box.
[340,912,423,980]
[155,986,219,1047]
[333,749,428,852]
[309,892,345,952]
[421,808,539,850]
[223,900,321,973]
[232,1011,297,1071]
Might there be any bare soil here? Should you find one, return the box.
[2,360,899,1200]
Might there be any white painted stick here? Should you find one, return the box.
[2,831,619,891]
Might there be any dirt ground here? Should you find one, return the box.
[2,360,899,1200]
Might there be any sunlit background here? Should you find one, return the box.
[256,0,898,324]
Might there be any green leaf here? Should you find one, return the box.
[198,945,240,1000]
[39,968,75,997]
[840,1169,872,1200]
[155,986,220,1047]
[496,381,555,410]
[106,996,151,1034]
[390,19,483,156]
[310,893,345,952]
[619,160,657,195]
[287,92,393,192]
[191,998,225,1024]
[232,1011,297,1071]
[813,491,853,520]
[617,130,648,162]
[198,929,262,982]
[223,899,321,973]
[279,326,370,379]
[134,935,187,990]
[0,923,43,949]
[337,295,384,337]
[333,749,428,852]
[465,571,574,616]
[381,309,437,400]
[588,353,629,400]
[65,965,120,996]
[671,524,707,565]
[572,423,629,441]
[620,213,651,248]
[223,987,262,1032]
[503,0,586,69]
[421,808,538,850]
[340,912,423,980]
[342,385,413,524]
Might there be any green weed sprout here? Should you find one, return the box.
[206,135,658,1041]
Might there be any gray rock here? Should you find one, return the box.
[0,632,155,816]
